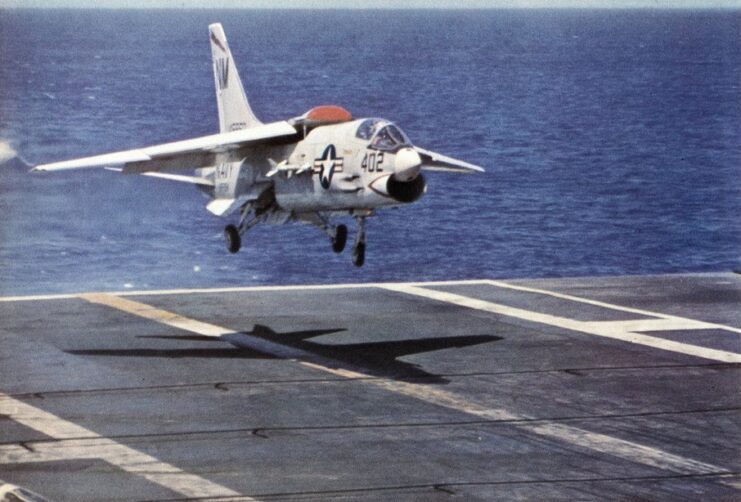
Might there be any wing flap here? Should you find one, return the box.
[105,167,214,186]
[33,120,297,173]
[139,172,216,186]
[415,146,484,174]
[122,151,220,174]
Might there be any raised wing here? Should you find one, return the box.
[415,146,484,174]
[31,120,297,173]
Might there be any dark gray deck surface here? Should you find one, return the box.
[1,273,740,501]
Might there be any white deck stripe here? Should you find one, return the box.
[588,319,718,332]
[0,394,248,500]
[2,276,738,336]
[381,284,741,363]
[72,293,736,485]
[0,280,491,303]
[485,279,741,335]
[0,293,79,302]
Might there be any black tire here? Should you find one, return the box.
[224,225,241,254]
[332,224,348,253]
[352,241,365,267]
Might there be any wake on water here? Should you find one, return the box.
[0,139,32,168]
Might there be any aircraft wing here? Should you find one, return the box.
[31,121,297,173]
[415,146,484,174]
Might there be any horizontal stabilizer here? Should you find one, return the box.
[206,195,254,216]
[415,146,484,174]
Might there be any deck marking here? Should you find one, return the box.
[0,393,248,500]
[485,279,741,335]
[0,280,491,303]
[74,293,737,486]
[80,293,311,360]
[2,277,738,336]
[1,277,738,335]
[0,293,79,302]
[381,284,741,363]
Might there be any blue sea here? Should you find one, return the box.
[0,9,739,295]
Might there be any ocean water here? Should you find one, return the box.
[0,9,739,295]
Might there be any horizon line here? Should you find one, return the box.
[2,5,740,8]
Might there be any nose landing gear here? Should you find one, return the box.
[300,212,367,266]
[351,215,366,267]
[351,241,365,267]
[332,224,348,253]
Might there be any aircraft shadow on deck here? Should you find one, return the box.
[67,325,502,384]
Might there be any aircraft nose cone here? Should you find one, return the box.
[394,147,422,182]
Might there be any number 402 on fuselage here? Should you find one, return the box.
[32,23,484,267]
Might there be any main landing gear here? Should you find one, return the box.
[223,213,259,254]
[224,224,241,254]
[223,197,272,254]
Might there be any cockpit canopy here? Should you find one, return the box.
[355,118,411,151]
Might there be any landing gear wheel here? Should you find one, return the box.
[224,224,241,254]
[352,241,365,267]
[332,224,348,253]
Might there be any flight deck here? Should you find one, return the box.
[1,273,740,501]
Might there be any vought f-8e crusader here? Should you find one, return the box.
[34,23,484,266]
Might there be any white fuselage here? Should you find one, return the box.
[235,119,424,214]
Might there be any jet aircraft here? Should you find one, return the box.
[33,23,484,267]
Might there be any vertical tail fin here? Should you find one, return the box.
[209,23,262,132]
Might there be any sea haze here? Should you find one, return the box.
[0,9,739,295]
